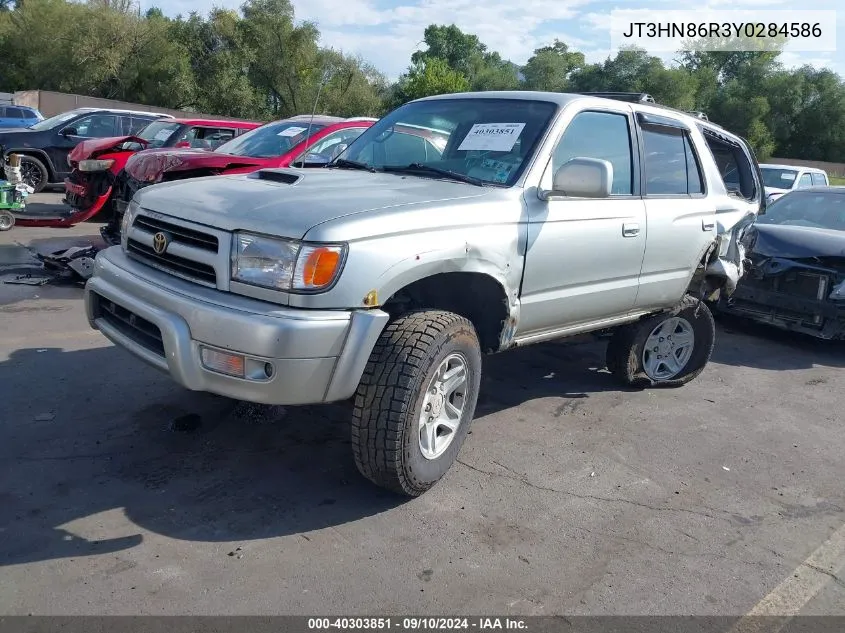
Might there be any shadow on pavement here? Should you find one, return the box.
[0,336,624,567]
[711,312,845,371]
[2,309,842,567]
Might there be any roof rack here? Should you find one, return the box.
[577,91,722,129]
[578,92,656,104]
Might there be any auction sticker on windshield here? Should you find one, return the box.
[458,123,525,152]
[154,129,172,142]
[278,126,307,137]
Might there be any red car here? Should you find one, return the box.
[53,118,261,228]
[102,115,378,244]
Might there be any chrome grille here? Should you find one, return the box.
[127,240,217,284]
[133,215,218,251]
[126,212,224,287]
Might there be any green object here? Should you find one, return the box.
[0,182,26,211]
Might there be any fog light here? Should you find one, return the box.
[264,363,274,378]
[200,347,245,377]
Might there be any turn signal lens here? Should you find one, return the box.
[293,245,344,290]
[200,347,245,378]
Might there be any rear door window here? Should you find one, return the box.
[641,126,704,196]
[6,107,25,118]
[811,172,828,186]
[798,173,813,188]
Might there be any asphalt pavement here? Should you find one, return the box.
[1,194,844,616]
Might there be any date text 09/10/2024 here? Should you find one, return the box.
[307,618,528,630]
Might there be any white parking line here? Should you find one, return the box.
[728,523,845,633]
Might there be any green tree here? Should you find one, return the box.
[399,58,470,101]
[411,23,517,91]
[521,39,585,92]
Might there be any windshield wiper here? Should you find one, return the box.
[383,163,487,187]
[330,158,377,173]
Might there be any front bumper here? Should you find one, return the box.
[719,278,845,339]
[85,247,389,405]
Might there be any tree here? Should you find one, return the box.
[569,47,698,109]
[521,39,585,92]
[411,23,517,91]
[399,58,470,101]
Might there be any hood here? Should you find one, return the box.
[69,135,146,163]
[125,148,267,183]
[0,128,36,143]
[135,167,491,238]
[745,223,845,259]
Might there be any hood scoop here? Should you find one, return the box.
[248,169,302,185]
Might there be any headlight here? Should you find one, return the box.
[78,159,115,172]
[231,232,345,292]
[120,199,139,247]
[830,280,845,301]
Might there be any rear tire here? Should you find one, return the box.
[351,310,482,497]
[606,295,715,388]
[19,155,49,193]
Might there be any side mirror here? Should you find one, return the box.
[546,157,613,199]
[60,127,78,137]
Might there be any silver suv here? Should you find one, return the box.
[84,91,764,496]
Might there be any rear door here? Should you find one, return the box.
[634,113,715,311]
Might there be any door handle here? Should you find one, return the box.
[622,223,640,237]
[702,219,715,231]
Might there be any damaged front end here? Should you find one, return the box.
[717,224,845,339]
[695,210,758,302]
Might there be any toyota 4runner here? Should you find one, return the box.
[84,91,764,496]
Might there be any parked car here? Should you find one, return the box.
[0,107,174,193]
[29,118,262,230]
[84,91,762,496]
[717,186,845,339]
[760,163,829,204]
[101,115,379,245]
[0,105,43,129]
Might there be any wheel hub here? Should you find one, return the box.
[642,317,695,381]
[418,352,469,460]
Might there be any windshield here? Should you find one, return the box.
[136,121,183,148]
[757,190,845,231]
[27,108,88,132]
[339,98,559,186]
[761,167,798,189]
[214,120,325,157]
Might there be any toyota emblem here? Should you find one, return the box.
[152,232,169,255]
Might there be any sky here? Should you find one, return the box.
[140,0,845,81]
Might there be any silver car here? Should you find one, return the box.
[84,91,763,496]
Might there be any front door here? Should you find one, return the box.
[518,107,647,337]
[48,113,118,178]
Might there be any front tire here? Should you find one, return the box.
[606,295,715,388]
[351,310,482,497]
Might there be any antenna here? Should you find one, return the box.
[304,67,333,153]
